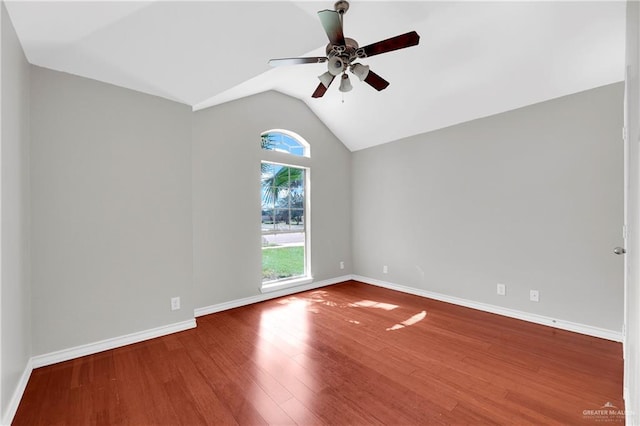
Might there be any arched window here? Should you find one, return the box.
[260,130,311,291]
[261,129,310,157]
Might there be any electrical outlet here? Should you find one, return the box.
[383,265,388,274]
[340,261,345,270]
[171,297,181,311]
[529,290,539,302]
[497,283,506,296]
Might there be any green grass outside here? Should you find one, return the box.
[262,246,304,282]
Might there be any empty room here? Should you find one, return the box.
[1,0,639,424]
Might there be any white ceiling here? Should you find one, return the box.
[5,1,626,151]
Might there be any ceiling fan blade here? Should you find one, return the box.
[364,70,390,91]
[269,57,327,67]
[318,10,345,46]
[312,82,328,98]
[312,76,335,98]
[359,31,420,58]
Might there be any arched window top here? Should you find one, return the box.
[261,129,310,158]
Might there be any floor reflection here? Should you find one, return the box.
[351,300,399,311]
[254,297,318,411]
[386,310,427,331]
[258,297,310,356]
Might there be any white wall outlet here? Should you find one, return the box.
[383,265,388,274]
[529,290,539,302]
[340,261,345,270]
[497,283,506,296]
[171,297,181,311]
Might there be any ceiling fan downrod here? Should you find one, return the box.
[334,1,349,15]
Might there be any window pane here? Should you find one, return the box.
[276,186,290,208]
[290,209,304,231]
[261,132,307,157]
[261,209,274,232]
[261,162,278,178]
[291,168,304,184]
[290,187,304,209]
[274,209,289,231]
[261,161,307,284]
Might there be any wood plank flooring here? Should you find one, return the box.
[13,280,625,425]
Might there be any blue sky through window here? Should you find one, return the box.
[262,132,305,156]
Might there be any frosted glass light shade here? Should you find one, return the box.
[318,71,334,88]
[339,73,353,92]
[351,63,370,81]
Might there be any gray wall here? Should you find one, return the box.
[30,67,193,355]
[192,91,352,307]
[352,83,624,331]
[28,70,353,355]
[1,2,31,420]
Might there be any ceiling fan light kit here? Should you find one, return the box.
[268,0,420,98]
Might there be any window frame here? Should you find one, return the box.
[260,131,312,293]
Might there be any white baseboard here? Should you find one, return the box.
[353,275,623,342]
[1,357,33,426]
[31,319,197,369]
[194,275,352,317]
[5,273,620,426]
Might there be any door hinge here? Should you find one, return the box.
[623,126,628,142]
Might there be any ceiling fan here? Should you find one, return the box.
[268,0,420,98]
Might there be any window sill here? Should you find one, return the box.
[260,276,314,294]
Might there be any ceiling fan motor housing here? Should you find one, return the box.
[326,37,359,75]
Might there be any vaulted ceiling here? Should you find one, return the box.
[5,1,626,151]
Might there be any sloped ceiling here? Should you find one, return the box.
[5,1,626,151]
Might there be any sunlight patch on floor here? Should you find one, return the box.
[386,310,427,331]
[351,300,399,311]
[259,298,310,352]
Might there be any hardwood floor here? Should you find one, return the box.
[13,280,624,425]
